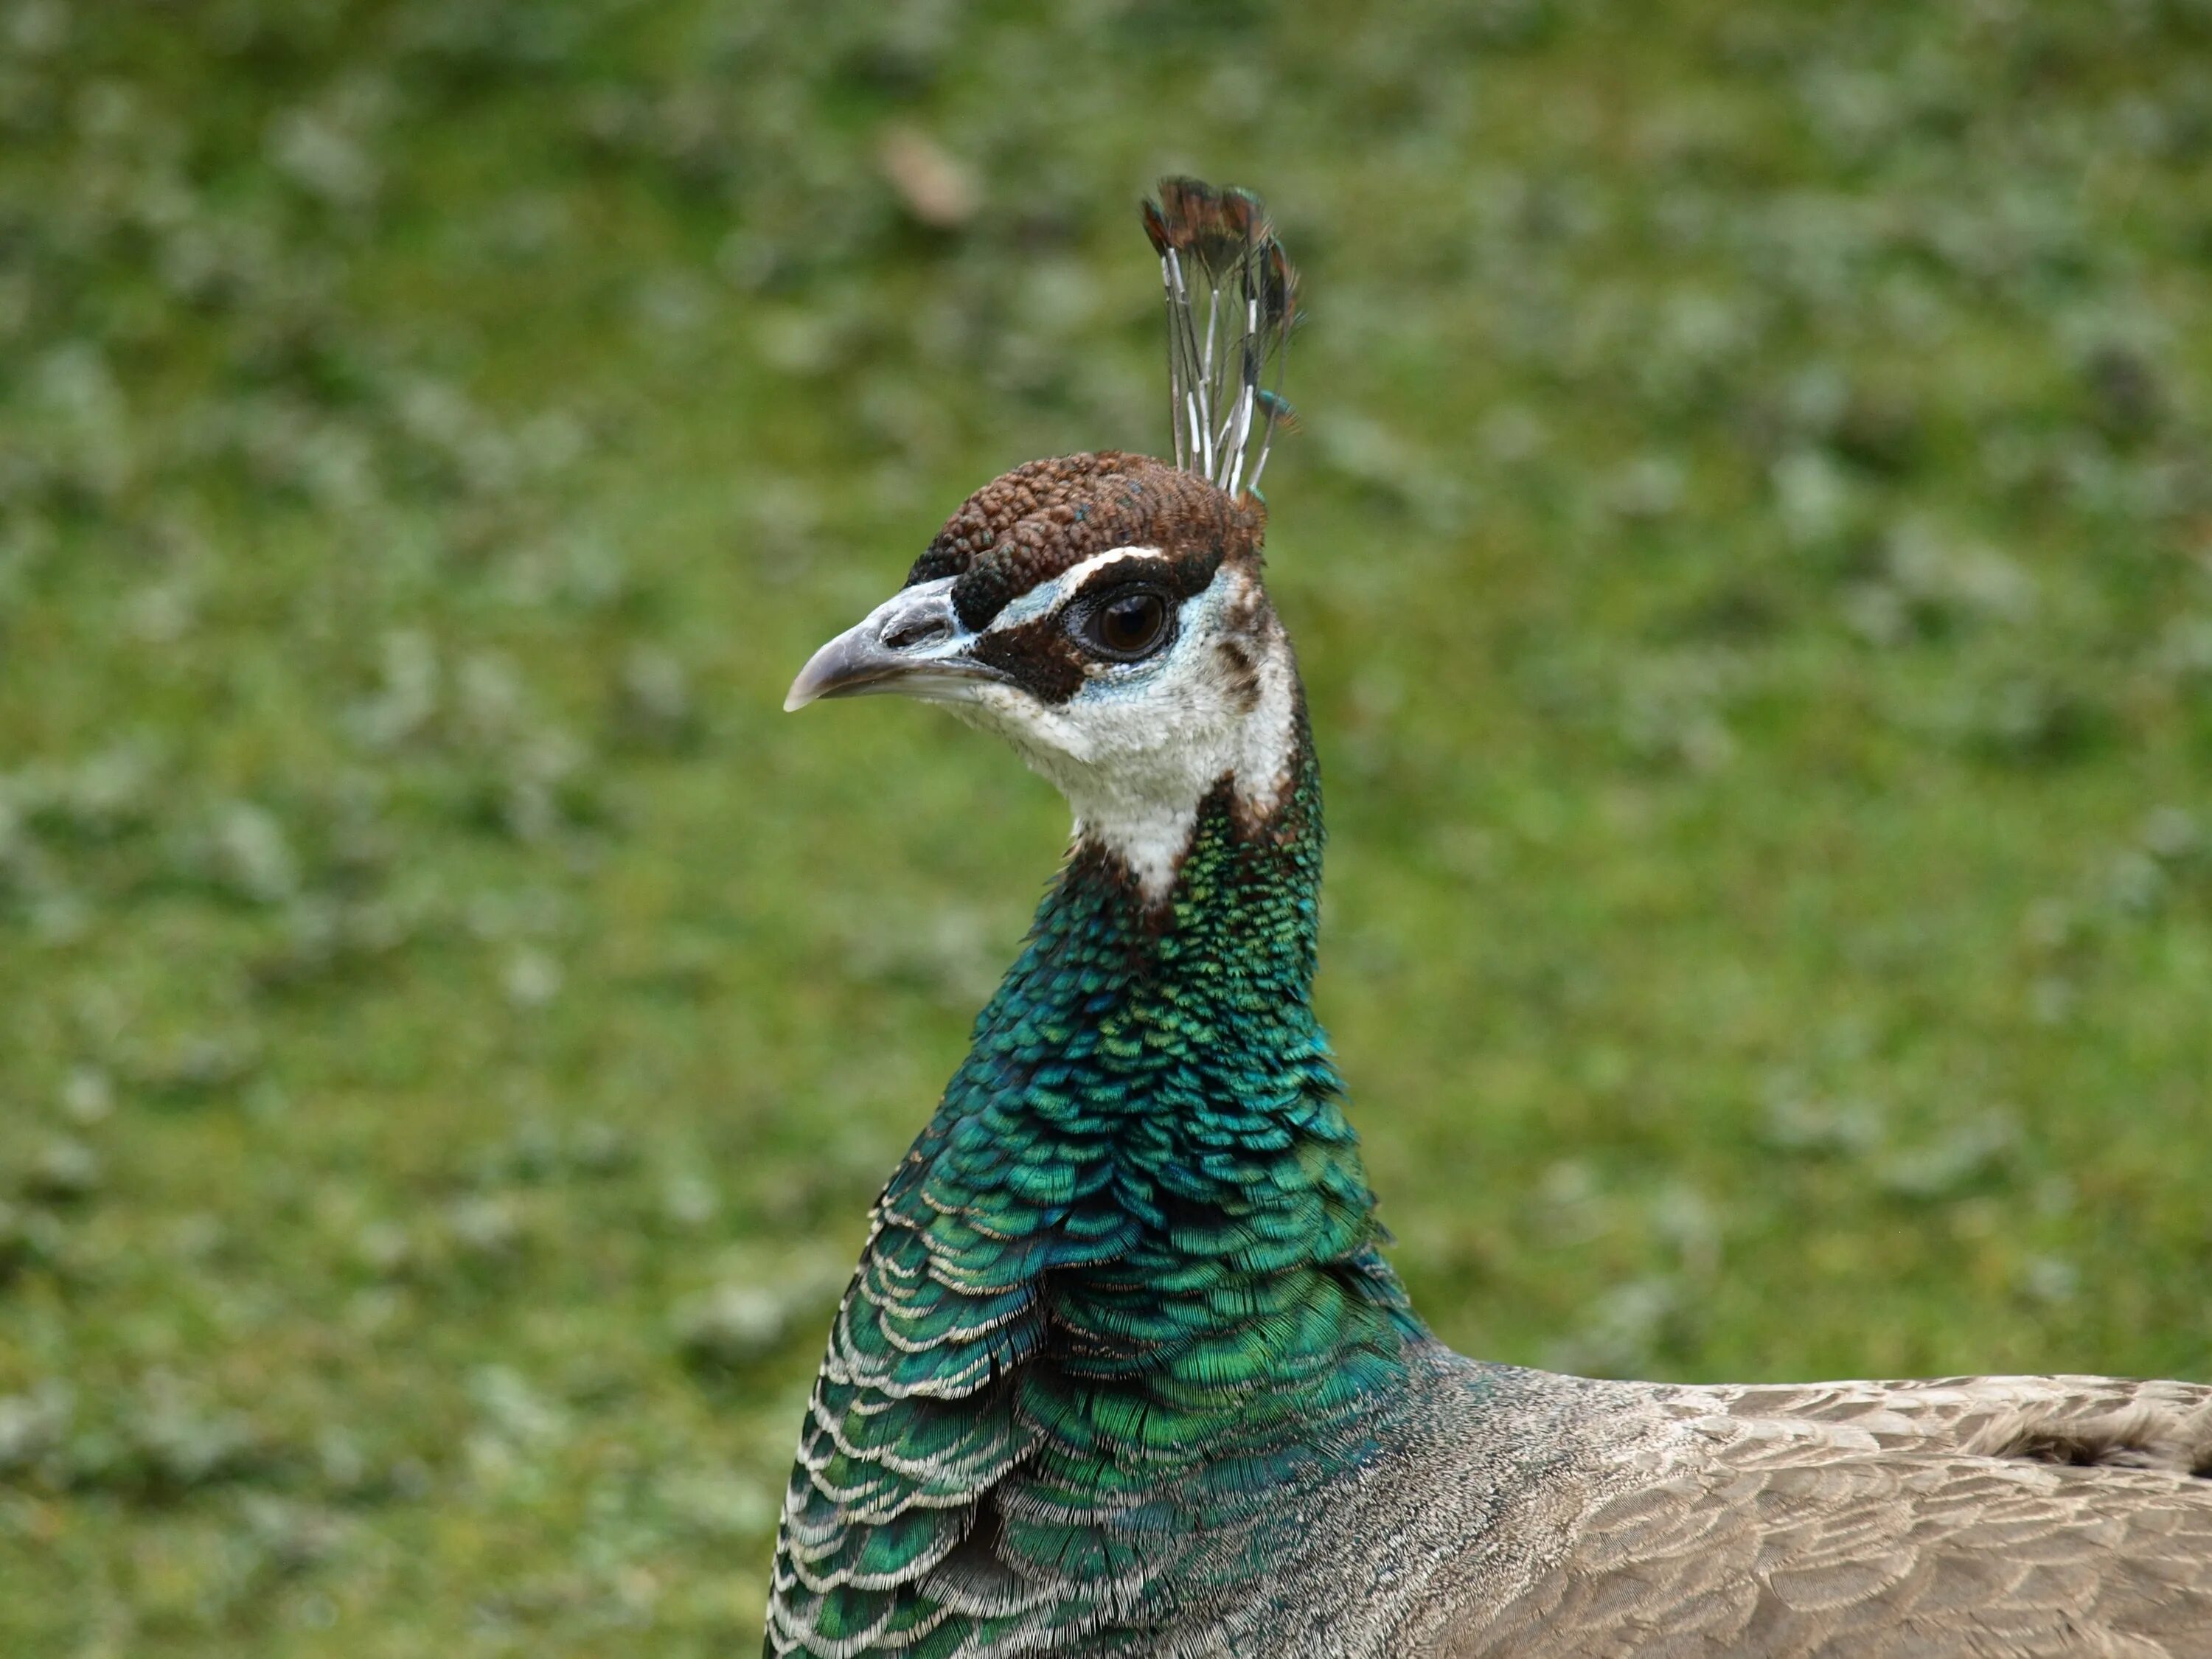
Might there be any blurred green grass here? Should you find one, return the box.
[4,0,2212,1652]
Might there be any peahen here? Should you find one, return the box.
[766,179,2212,1658]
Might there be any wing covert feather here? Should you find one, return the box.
[1436,1377,2212,1658]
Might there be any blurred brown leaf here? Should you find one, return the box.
[877,124,978,229]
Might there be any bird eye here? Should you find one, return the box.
[1079,588,1173,661]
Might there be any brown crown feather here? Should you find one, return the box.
[907,452,1262,630]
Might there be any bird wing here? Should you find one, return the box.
[1432,1374,2212,1659]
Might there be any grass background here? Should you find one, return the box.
[4,0,2212,1652]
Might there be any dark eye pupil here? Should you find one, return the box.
[1099,594,1166,654]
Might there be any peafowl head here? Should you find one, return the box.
[785,179,1305,902]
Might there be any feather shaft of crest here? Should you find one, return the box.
[1256,403,1292,493]
[1159,254,1188,472]
[1142,177,1300,498]
[1162,246,1208,477]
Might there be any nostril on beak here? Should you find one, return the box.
[882,616,951,653]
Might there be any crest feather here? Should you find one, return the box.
[1142,177,1300,498]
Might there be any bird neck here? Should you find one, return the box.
[765,723,1429,1657]
[911,717,1422,1482]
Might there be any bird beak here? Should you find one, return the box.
[784,578,1004,712]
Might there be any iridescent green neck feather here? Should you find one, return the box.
[765,726,1425,1658]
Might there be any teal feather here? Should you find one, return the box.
[764,739,1425,1658]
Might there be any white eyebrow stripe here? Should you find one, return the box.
[982,545,1165,633]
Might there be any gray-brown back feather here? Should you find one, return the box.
[1401,1374,2212,1658]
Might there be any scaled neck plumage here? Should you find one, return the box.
[766,720,1425,1656]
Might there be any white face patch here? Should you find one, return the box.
[951,559,1300,903]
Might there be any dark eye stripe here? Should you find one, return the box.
[969,616,1088,703]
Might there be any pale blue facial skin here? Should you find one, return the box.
[1064,574,1238,711]
[977,545,1228,709]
